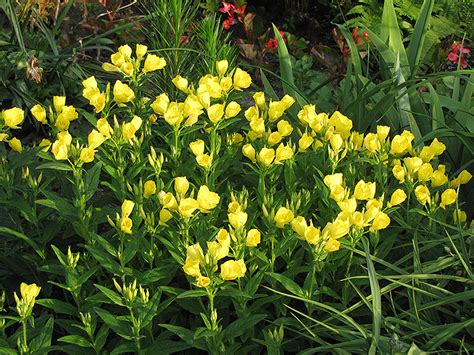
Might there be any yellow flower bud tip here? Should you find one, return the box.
[2,107,25,128]
[216,60,229,75]
[143,180,157,198]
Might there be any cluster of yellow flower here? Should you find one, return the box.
[13,283,41,319]
[183,229,246,287]
[0,107,25,152]
[150,60,250,128]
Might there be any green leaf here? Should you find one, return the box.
[94,284,125,306]
[29,316,54,351]
[272,24,294,97]
[406,0,434,76]
[0,226,45,259]
[265,272,305,298]
[94,308,132,340]
[36,299,77,316]
[407,342,427,355]
[36,162,72,171]
[159,324,207,351]
[84,162,102,202]
[58,335,92,348]
[223,314,266,340]
[176,289,207,299]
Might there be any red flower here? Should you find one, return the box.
[219,1,246,30]
[219,2,234,15]
[448,41,470,69]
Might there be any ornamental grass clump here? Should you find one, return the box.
[0,43,472,353]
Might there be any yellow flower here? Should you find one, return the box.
[53,96,66,113]
[277,120,293,136]
[144,180,156,198]
[136,44,148,59]
[267,131,283,146]
[431,170,448,187]
[121,62,134,76]
[142,54,166,73]
[113,80,135,104]
[196,276,211,288]
[304,226,321,245]
[228,211,248,229]
[268,101,285,121]
[324,238,340,252]
[51,140,69,160]
[164,102,184,126]
[242,144,256,163]
[207,103,225,123]
[118,44,132,58]
[121,199,135,218]
[330,216,351,239]
[419,146,434,162]
[258,148,275,166]
[244,106,259,121]
[275,143,294,163]
[110,52,125,67]
[250,118,265,134]
[274,207,294,228]
[0,133,8,141]
[440,188,456,209]
[183,259,201,277]
[376,125,390,143]
[429,138,446,156]
[120,217,133,234]
[228,201,241,213]
[350,131,364,150]
[328,111,352,138]
[19,282,41,307]
[220,259,246,280]
[232,68,252,90]
[39,138,51,152]
[179,198,199,218]
[159,208,173,225]
[388,189,407,207]
[392,163,406,183]
[189,139,204,156]
[324,173,344,191]
[224,101,241,118]
[390,130,414,155]
[207,241,229,261]
[88,129,106,149]
[30,104,47,124]
[216,60,228,75]
[298,133,314,152]
[174,177,190,196]
[291,216,307,238]
[415,185,430,205]
[161,192,178,210]
[3,107,24,128]
[337,198,357,213]
[82,76,97,90]
[79,146,95,163]
[90,93,106,113]
[297,105,317,126]
[370,212,390,232]
[363,133,380,153]
[459,170,472,184]
[196,154,212,168]
[246,229,261,247]
[8,137,22,152]
[197,185,220,211]
[172,75,189,92]
[122,122,137,142]
[253,92,265,109]
[97,118,113,138]
[151,93,170,115]
[453,209,467,223]
[329,134,344,151]
[353,180,376,201]
[330,185,346,202]
[216,228,230,247]
[403,157,423,175]
[280,94,295,110]
[417,163,433,182]
[220,76,233,92]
